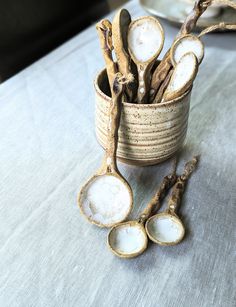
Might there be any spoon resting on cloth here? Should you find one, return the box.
[146,156,199,245]
[78,74,133,227]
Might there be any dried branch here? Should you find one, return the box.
[199,22,236,36]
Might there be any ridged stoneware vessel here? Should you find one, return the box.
[95,69,191,166]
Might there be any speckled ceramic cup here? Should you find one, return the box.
[94,69,191,166]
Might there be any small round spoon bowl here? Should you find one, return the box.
[108,221,148,258]
[146,156,199,246]
[79,172,133,228]
[145,212,185,246]
[170,34,204,66]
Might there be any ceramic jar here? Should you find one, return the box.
[94,69,191,166]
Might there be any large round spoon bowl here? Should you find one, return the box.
[79,172,133,228]
[79,75,133,227]
[146,212,185,246]
[128,16,164,64]
[108,221,148,258]
[128,16,164,103]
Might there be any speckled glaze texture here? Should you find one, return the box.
[95,69,191,166]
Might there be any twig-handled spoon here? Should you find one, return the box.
[146,156,199,246]
[127,16,164,103]
[78,74,133,227]
[107,158,177,258]
[112,9,137,101]
[162,52,198,102]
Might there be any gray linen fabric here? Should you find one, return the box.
[0,1,235,306]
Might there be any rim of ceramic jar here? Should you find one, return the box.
[94,68,192,108]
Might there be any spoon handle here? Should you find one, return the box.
[152,68,173,104]
[138,158,178,223]
[101,75,124,173]
[112,9,137,102]
[150,52,172,103]
[96,19,117,90]
[167,156,199,214]
[137,63,154,103]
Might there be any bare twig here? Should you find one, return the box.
[199,22,236,36]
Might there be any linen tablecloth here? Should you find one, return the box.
[0,1,235,306]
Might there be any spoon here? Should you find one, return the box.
[112,9,137,101]
[146,156,199,246]
[170,34,204,67]
[78,74,133,227]
[107,159,177,258]
[127,16,164,103]
[96,19,117,90]
[162,52,198,102]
